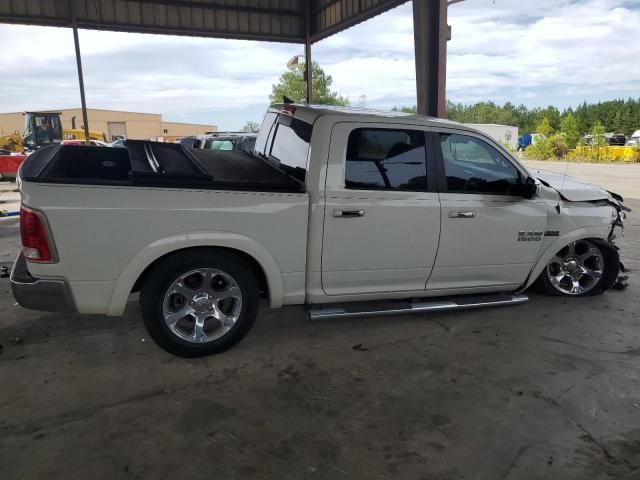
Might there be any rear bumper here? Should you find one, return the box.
[10,253,76,313]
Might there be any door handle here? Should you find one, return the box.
[449,210,476,219]
[333,209,365,218]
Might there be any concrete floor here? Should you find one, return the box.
[0,189,639,479]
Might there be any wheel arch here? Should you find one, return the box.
[106,231,284,316]
[520,226,612,291]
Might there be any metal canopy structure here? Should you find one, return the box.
[0,0,448,140]
[0,0,420,44]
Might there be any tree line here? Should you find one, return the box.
[395,99,640,137]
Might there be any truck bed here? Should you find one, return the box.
[19,156,310,314]
[19,141,303,193]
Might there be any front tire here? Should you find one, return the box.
[140,250,259,357]
[536,239,619,297]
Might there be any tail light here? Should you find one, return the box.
[20,206,55,263]
[280,105,296,116]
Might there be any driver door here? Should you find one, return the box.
[427,131,548,294]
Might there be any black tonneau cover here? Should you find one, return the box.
[20,141,304,193]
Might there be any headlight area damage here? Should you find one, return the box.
[606,191,630,290]
[534,170,630,291]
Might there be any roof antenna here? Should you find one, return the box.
[283,95,294,104]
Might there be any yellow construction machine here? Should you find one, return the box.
[0,112,104,152]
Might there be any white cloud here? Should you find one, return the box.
[445,0,640,105]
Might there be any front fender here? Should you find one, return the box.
[520,225,610,291]
[106,230,284,315]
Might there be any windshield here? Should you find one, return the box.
[24,113,62,147]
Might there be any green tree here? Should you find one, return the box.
[591,122,606,143]
[426,98,640,136]
[538,106,561,131]
[548,134,568,159]
[391,106,417,114]
[615,105,635,135]
[535,117,554,136]
[269,62,348,106]
[590,122,607,163]
[524,137,553,160]
[242,121,260,133]
[560,113,580,149]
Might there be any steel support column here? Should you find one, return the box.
[304,0,312,104]
[71,4,91,145]
[413,0,447,117]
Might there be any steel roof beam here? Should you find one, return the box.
[132,0,304,18]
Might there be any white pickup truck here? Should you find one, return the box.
[11,105,628,357]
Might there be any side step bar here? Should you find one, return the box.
[307,293,529,321]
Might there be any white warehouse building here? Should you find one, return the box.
[466,123,519,149]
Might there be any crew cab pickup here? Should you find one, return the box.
[11,105,628,357]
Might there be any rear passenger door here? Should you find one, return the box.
[321,124,441,296]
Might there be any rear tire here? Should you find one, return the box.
[140,249,259,357]
[535,238,619,297]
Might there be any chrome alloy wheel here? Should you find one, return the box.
[545,240,604,295]
[162,268,243,343]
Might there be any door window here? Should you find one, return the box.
[345,128,427,191]
[439,133,521,194]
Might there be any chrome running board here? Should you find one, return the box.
[307,293,529,321]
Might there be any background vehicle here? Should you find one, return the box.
[1,112,105,153]
[517,133,546,151]
[108,139,127,148]
[177,136,198,148]
[0,151,26,179]
[0,132,22,153]
[583,133,627,146]
[61,139,108,147]
[11,106,627,357]
[627,130,640,146]
[195,132,257,153]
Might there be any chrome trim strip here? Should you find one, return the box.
[307,294,528,320]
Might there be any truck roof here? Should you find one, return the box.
[269,104,466,130]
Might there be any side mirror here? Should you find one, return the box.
[522,176,538,199]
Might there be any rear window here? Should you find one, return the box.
[255,111,312,184]
[210,140,235,151]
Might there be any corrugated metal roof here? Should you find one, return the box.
[0,0,409,43]
[310,0,407,42]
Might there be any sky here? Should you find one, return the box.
[0,0,639,130]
